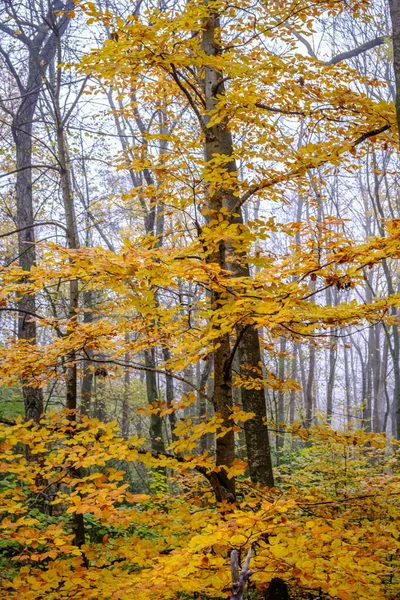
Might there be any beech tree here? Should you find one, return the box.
[0,0,400,598]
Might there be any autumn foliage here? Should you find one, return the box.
[1,413,400,599]
[0,0,400,598]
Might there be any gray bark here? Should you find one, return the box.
[1,1,74,421]
[389,0,400,437]
[276,337,287,450]
[200,10,273,490]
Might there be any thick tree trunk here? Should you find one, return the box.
[6,1,74,422]
[12,103,44,423]
[201,11,274,491]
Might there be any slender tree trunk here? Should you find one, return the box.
[383,7,400,435]
[343,341,352,428]
[198,359,212,454]
[121,343,130,439]
[289,344,297,426]
[364,329,373,433]
[162,347,177,442]
[326,337,336,425]
[277,337,287,450]
[55,119,79,411]
[326,287,337,424]
[305,344,315,428]
[81,290,94,416]
[372,325,382,432]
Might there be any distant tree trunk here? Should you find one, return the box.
[299,347,307,420]
[198,359,213,455]
[350,343,358,422]
[265,578,291,600]
[381,338,390,432]
[145,349,165,454]
[289,343,297,426]
[53,82,80,412]
[364,329,373,433]
[121,345,130,439]
[353,340,367,428]
[305,344,315,428]
[326,288,337,424]
[343,341,352,428]
[94,355,107,422]
[372,325,382,433]
[162,347,177,443]
[326,337,336,425]
[81,290,94,416]
[363,279,374,432]
[277,337,287,451]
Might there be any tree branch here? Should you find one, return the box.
[83,354,210,399]
[0,165,60,179]
[232,124,390,211]
[327,36,386,65]
[255,102,304,116]
[0,221,69,238]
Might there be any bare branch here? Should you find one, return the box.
[327,36,386,65]
[0,164,60,179]
[0,221,69,238]
[230,548,253,600]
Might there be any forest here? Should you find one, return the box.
[0,0,400,598]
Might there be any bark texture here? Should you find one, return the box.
[3,1,74,421]
[201,10,274,492]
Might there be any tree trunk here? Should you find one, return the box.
[305,344,315,428]
[289,343,297,426]
[5,1,74,422]
[12,100,44,423]
[201,10,273,491]
[276,337,287,451]
[145,349,165,455]
[81,290,94,416]
[387,4,400,436]
[162,347,177,442]
[343,340,352,428]
[390,0,400,142]
[55,113,79,411]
